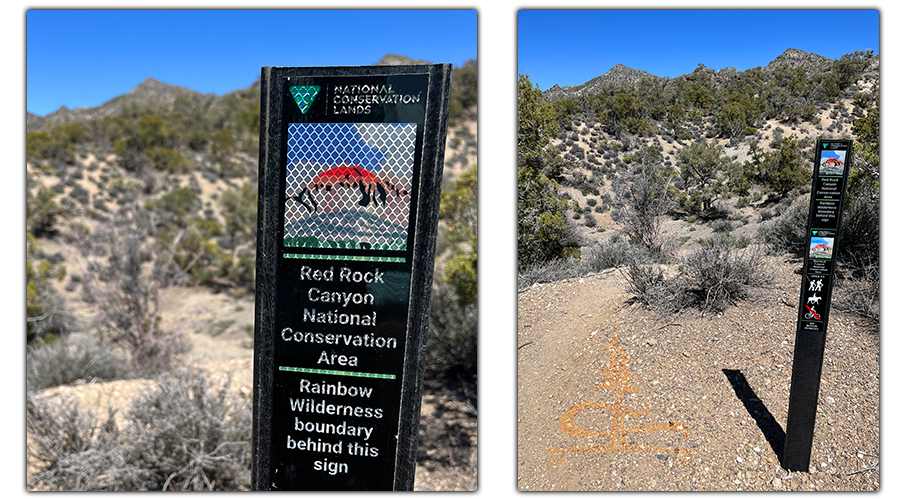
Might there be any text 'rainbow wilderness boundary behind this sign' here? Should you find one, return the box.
[252,64,452,491]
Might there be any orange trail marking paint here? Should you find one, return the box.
[543,327,695,465]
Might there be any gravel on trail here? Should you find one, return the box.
[517,256,879,491]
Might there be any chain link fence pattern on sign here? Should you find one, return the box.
[284,123,416,252]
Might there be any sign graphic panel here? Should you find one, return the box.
[283,123,416,253]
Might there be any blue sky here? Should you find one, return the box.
[26,9,477,116]
[518,9,880,90]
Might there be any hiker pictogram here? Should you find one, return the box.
[543,328,694,465]
[808,278,823,292]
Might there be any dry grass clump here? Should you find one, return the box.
[622,234,769,314]
[27,367,251,491]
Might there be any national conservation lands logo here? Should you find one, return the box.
[290,86,320,114]
[543,328,694,465]
[283,123,416,258]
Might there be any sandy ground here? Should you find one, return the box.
[517,257,878,491]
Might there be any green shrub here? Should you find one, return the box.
[27,122,88,163]
[27,183,61,237]
[26,234,68,344]
[146,146,190,173]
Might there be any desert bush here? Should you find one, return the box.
[427,280,477,381]
[27,122,88,164]
[26,234,69,344]
[759,193,809,256]
[118,368,252,490]
[26,334,133,392]
[26,368,252,491]
[581,236,633,271]
[570,144,585,160]
[70,184,90,206]
[610,146,677,258]
[711,219,734,233]
[678,235,769,312]
[518,257,582,288]
[839,184,879,266]
[26,393,121,491]
[622,234,768,314]
[520,237,636,288]
[833,258,879,321]
[76,210,190,376]
[620,258,688,313]
[27,180,62,238]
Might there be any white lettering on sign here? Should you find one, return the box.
[308,287,374,307]
[302,308,376,326]
[280,328,397,349]
[317,350,358,366]
[339,267,385,283]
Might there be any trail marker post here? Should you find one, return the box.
[252,64,452,490]
[782,139,853,472]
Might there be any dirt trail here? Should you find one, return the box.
[517,258,879,491]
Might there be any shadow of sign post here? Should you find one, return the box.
[722,369,785,458]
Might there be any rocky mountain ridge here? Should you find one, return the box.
[543,64,662,100]
[27,54,434,132]
[540,48,874,101]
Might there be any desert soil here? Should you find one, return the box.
[517,256,879,491]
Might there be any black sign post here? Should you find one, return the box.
[782,139,853,472]
[252,64,452,490]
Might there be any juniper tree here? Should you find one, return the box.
[517,74,578,270]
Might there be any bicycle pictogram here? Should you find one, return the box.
[804,305,821,321]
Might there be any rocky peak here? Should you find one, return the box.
[542,64,661,100]
[373,54,431,66]
[122,77,196,105]
[765,48,831,75]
